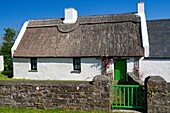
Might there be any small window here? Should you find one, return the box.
[73,58,81,71]
[31,58,37,70]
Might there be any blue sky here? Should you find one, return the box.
[0,0,170,44]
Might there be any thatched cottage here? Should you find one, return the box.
[11,2,149,81]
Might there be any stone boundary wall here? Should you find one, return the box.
[1,75,169,112]
[0,76,112,112]
[146,76,170,113]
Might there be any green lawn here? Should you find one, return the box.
[0,107,137,113]
[0,107,111,113]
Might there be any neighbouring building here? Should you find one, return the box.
[0,55,4,71]
[12,2,149,81]
[140,19,170,82]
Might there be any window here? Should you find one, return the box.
[73,58,81,71]
[31,58,37,71]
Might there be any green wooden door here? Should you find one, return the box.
[114,59,126,80]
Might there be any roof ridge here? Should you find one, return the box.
[78,12,136,18]
[28,12,136,21]
[147,18,170,22]
[27,12,140,28]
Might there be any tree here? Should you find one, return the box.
[0,28,16,70]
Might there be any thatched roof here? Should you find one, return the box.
[147,19,170,58]
[14,13,144,57]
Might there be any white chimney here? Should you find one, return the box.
[138,2,144,15]
[63,8,78,24]
[136,2,149,57]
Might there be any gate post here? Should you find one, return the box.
[145,76,169,113]
[92,75,113,112]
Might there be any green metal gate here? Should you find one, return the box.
[112,85,146,109]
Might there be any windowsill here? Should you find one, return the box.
[28,70,38,72]
[71,70,81,73]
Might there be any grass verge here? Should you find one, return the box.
[0,107,111,113]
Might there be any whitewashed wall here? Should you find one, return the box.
[13,58,101,81]
[127,58,135,72]
[127,58,170,82]
[140,58,170,82]
[0,55,4,71]
[14,57,170,82]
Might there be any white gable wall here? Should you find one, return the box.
[136,2,149,57]
[13,57,101,81]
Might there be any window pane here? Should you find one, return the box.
[31,58,37,70]
[77,65,80,70]
[75,59,78,64]
[75,65,78,70]
[73,58,81,71]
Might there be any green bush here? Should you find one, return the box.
[1,70,13,78]
[0,70,13,80]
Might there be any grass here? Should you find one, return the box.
[0,107,113,113]
[0,107,138,113]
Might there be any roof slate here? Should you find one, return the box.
[14,13,144,57]
[147,19,170,58]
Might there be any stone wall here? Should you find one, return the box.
[0,76,112,112]
[146,76,170,113]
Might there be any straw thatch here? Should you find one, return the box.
[14,13,144,57]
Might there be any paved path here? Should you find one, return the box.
[112,109,142,113]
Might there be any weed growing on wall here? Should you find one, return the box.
[101,55,114,75]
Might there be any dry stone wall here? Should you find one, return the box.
[0,76,112,112]
[1,75,170,112]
